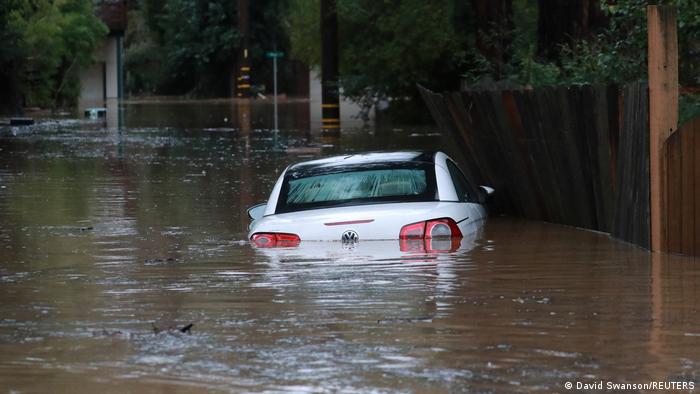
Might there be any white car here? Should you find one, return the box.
[247,151,493,249]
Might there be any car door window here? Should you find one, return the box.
[446,160,471,202]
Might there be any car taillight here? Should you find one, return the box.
[399,218,462,253]
[425,218,462,238]
[250,233,300,248]
[399,221,426,239]
[399,218,462,239]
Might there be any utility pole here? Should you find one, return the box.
[236,0,251,98]
[234,0,251,136]
[321,0,340,134]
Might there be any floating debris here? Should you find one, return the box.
[377,316,432,324]
[93,329,129,338]
[10,118,34,126]
[143,258,176,264]
[152,322,194,335]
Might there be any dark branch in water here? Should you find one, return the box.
[152,322,194,335]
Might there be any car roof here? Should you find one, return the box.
[287,151,437,172]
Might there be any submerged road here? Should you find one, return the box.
[0,108,699,392]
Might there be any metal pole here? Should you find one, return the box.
[321,0,340,134]
[273,56,278,132]
[236,0,251,98]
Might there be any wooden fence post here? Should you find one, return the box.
[647,5,678,252]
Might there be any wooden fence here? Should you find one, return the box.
[419,83,650,249]
[664,116,700,254]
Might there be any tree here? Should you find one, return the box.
[125,0,293,97]
[288,0,466,111]
[0,0,24,114]
[536,0,607,61]
[0,0,108,113]
[471,0,514,79]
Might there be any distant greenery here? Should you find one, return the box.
[288,0,467,112]
[0,0,107,111]
[288,0,700,119]
[548,0,700,123]
[4,0,700,119]
[125,0,291,97]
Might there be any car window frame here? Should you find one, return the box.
[445,159,476,203]
[275,162,438,214]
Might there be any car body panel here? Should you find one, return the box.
[253,226,483,264]
[248,151,490,242]
[250,201,486,241]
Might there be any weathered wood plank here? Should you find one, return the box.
[666,131,682,253]
[681,119,695,254]
[501,90,547,219]
[648,5,679,251]
[420,82,650,250]
[611,83,650,249]
[694,118,700,254]
[515,89,560,223]
[592,85,615,231]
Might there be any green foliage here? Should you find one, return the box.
[0,1,24,67]
[287,0,320,68]
[677,0,700,87]
[680,93,700,124]
[554,0,648,85]
[0,1,26,113]
[2,0,108,109]
[159,0,238,92]
[461,0,560,87]
[124,8,164,95]
[288,0,465,107]
[126,0,291,97]
[503,0,700,88]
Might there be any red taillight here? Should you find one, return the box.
[400,218,462,239]
[399,218,462,253]
[251,233,300,248]
[400,237,461,253]
[274,233,301,247]
[425,237,461,252]
[399,221,426,239]
[425,218,462,238]
[399,239,426,252]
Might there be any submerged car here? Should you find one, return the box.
[247,151,493,248]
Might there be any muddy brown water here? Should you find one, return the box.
[1,103,699,392]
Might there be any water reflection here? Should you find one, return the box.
[1,104,699,392]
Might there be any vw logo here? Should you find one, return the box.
[341,230,359,244]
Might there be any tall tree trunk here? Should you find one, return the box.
[471,0,514,79]
[536,0,607,61]
[0,63,23,116]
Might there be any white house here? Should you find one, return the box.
[79,1,126,127]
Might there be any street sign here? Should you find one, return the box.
[265,51,284,58]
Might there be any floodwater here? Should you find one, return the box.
[1,101,699,393]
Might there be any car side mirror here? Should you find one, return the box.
[247,202,267,221]
[477,186,495,204]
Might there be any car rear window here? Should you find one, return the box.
[276,163,437,213]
